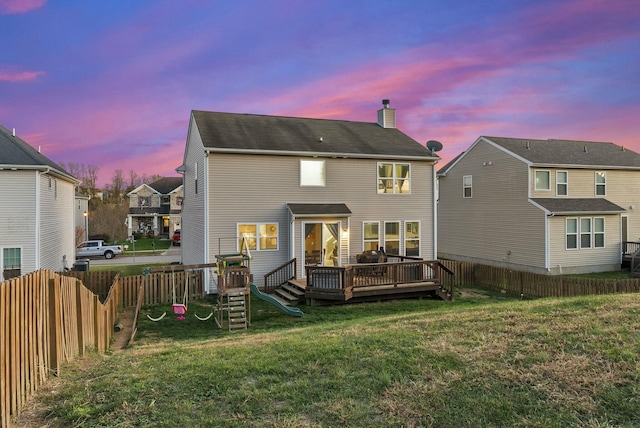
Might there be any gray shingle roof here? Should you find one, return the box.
[531,198,626,215]
[192,110,438,159]
[485,136,640,168]
[149,177,182,194]
[287,203,352,216]
[0,124,74,179]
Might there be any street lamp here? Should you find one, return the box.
[83,211,88,241]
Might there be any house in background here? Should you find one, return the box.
[0,124,79,280]
[179,100,440,291]
[126,177,183,238]
[75,193,90,244]
[437,136,640,275]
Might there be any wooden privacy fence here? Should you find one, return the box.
[438,260,640,298]
[0,270,122,428]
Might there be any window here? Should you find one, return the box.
[463,175,472,198]
[556,171,568,196]
[595,172,606,196]
[566,217,605,250]
[138,196,151,207]
[405,221,420,257]
[377,163,410,194]
[161,195,170,205]
[566,219,578,249]
[535,170,550,191]
[194,162,198,195]
[176,196,183,206]
[363,222,379,251]
[237,223,278,251]
[3,248,21,280]
[300,159,325,186]
[384,221,400,254]
[580,218,592,249]
[594,217,605,248]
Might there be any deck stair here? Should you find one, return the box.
[273,281,306,304]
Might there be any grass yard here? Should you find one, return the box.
[15,288,640,427]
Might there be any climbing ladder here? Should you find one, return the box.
[215,262,252,331]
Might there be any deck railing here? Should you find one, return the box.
[264,259,297,293]
[306,260,450,292]
[622,241,640,259]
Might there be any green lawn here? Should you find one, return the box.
[18,289,640,427]
[119,237,172,253]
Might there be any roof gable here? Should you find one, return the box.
[191,110,438,160]
[149,177,183,194]
[0,124,75,181]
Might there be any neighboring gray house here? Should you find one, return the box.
[75,193,90,244]
[179,100,440,290]
[0,124,79,279]
[126,177,183,238]
[437,136,640,275]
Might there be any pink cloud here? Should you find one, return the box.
[0,0,45,14]
[0,68,45,82]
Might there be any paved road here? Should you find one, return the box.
[87,246,182,266]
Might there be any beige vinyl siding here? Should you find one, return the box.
[438,140,547,271]
[0,171,38,277]
[208,153,435,283]
[181,117,207,267]
[39,174,76,272]
[548,214,621,274]
[529,168,640,241]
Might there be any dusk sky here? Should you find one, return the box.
[2,0,639,187]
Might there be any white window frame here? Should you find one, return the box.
[566,217,605,250]
[383,221,401,255]
[377,162,411,194]
[556,171,568,196]
[580,218,592,249]
[566,218,578,250]
[535,170,550,191]
[363,221,380,252]
[595,172,606,196]
[300,159,326,187]
[463,175,472,198]
[237,223,279,251]
[2,247,22,281]
[404,221,420,257]
[594,217,605,248]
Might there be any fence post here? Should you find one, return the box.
[47,278,61,377]
[75,280,85,357]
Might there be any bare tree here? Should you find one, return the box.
[86,165,99,196]
[110,169,125,200]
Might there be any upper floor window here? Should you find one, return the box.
[176,196,183,206]
[138,196,151,207]
[161,195,170,205]
[2,247,21,280]
[377,163,410,194]
[463,175,472,198]
[238,223,278,251]
[300,159,325,186]
[535,170,550,191]
[556,171,568,196]
[363,222,379,251]
[595,172,606,196]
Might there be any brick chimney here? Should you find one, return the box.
[377,99,396,128]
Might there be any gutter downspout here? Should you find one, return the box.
[432,163,438,260]
[36,168,51,270]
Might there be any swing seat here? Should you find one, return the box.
[172,303,187,320]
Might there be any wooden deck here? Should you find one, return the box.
[297,260,453,306]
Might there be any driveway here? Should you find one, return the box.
[87,246,181,266]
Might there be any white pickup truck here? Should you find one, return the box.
[76,240,124,260]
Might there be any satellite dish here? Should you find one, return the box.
[426,140,443,152]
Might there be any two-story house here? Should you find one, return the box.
[179,100,440,290]
[437,136,640,275]
[126,177,183,238]
[0,124,79,280]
